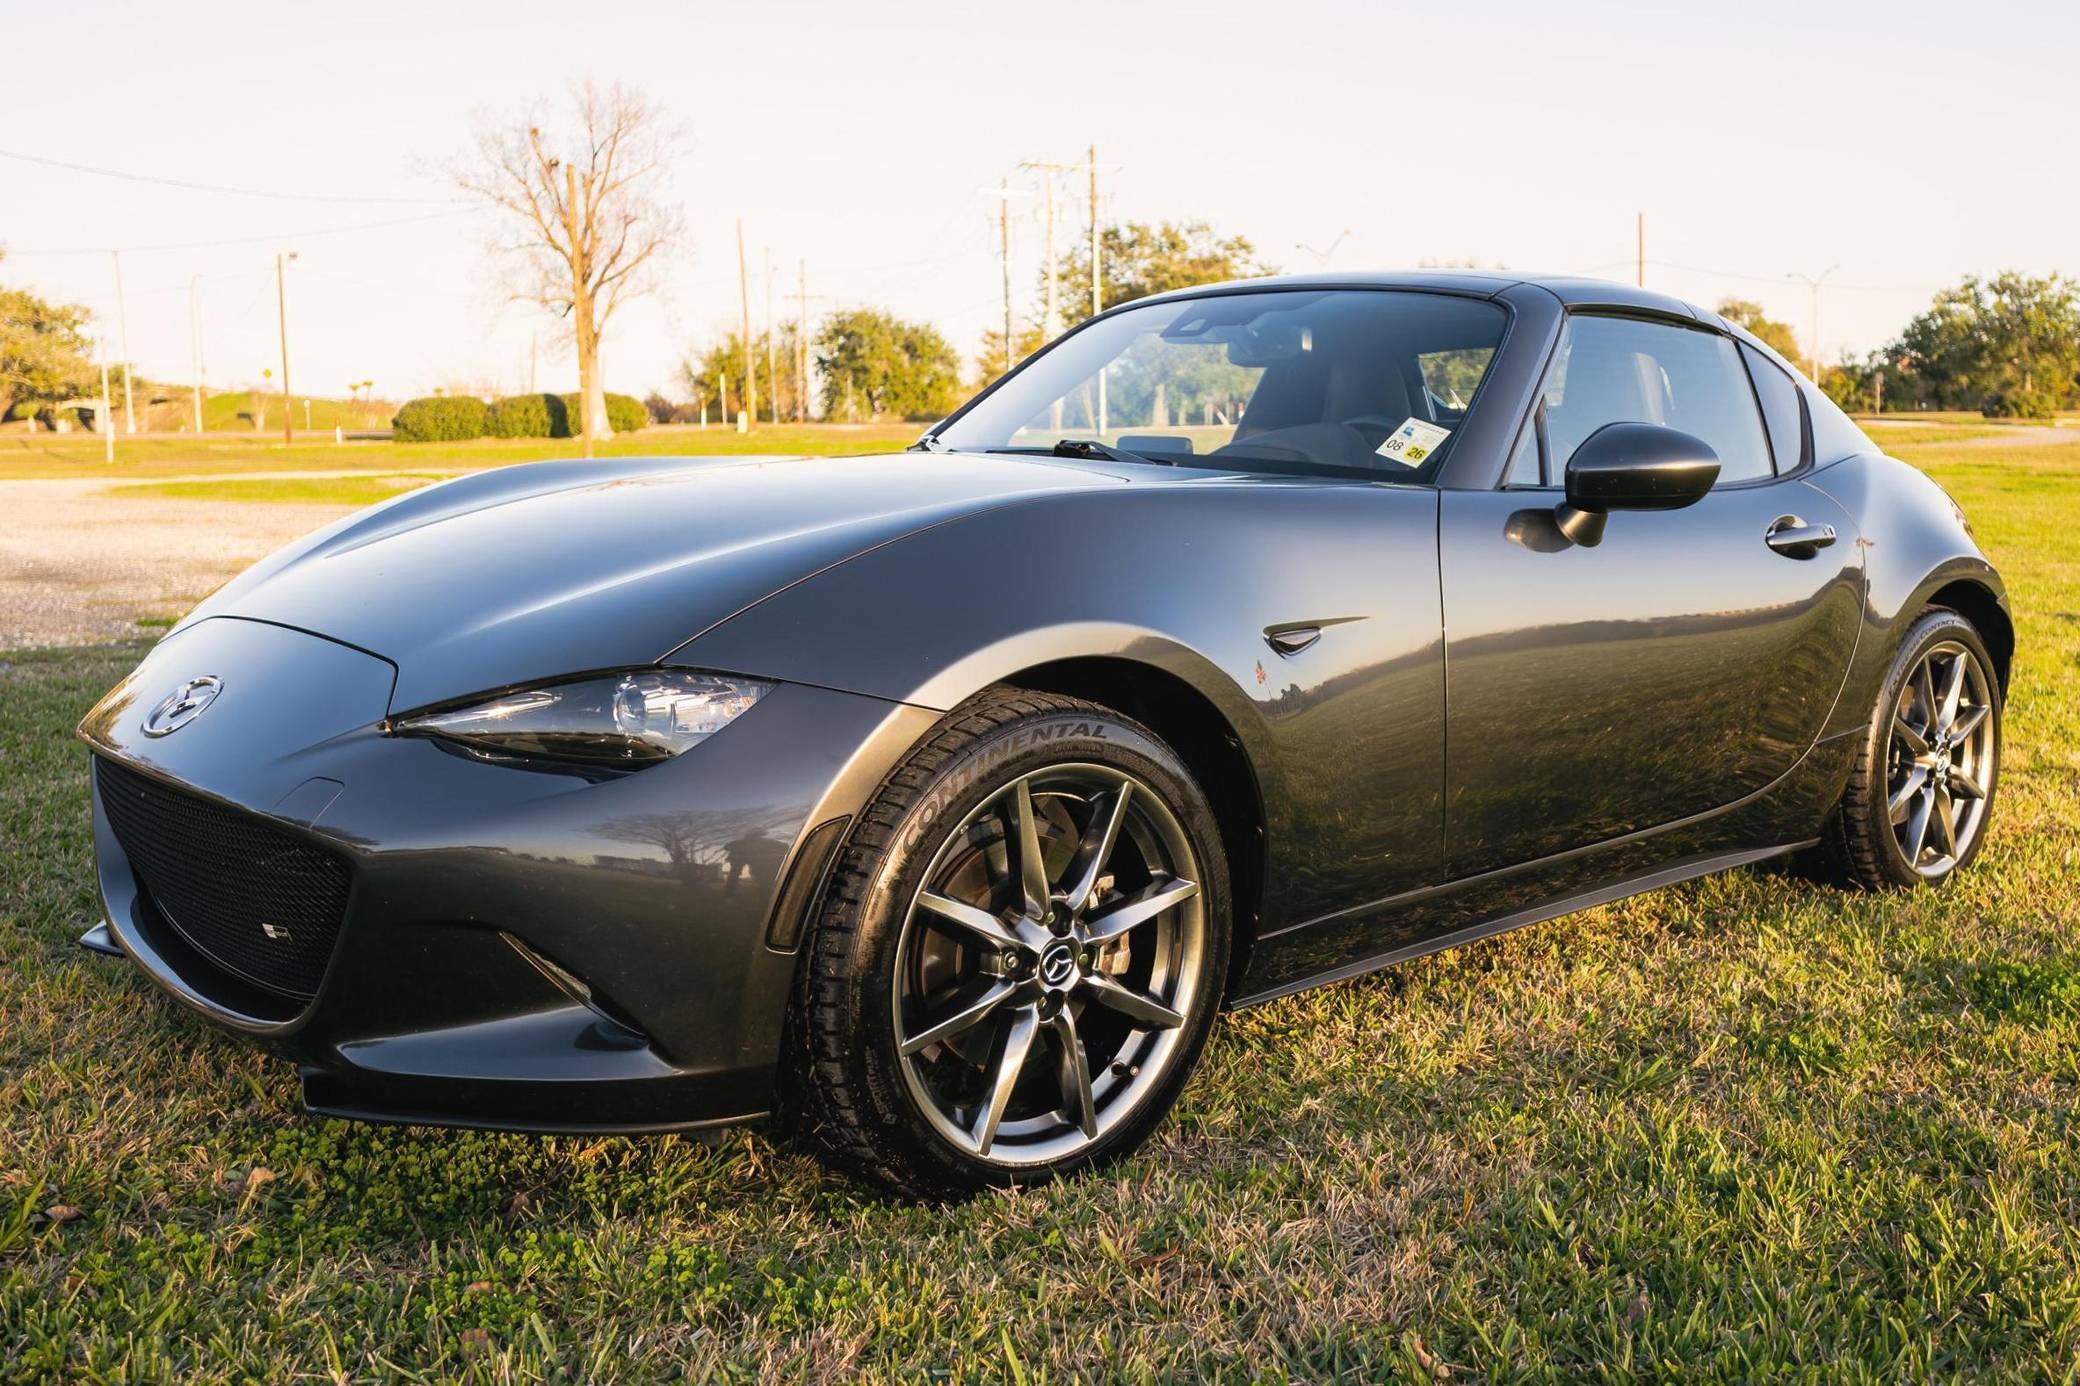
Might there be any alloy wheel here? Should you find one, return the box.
[891,763,1208,1167]
[1886,639,1996,878]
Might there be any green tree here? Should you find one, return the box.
[1,266,95,425]
[679,325,807,422]
[1716,298,1803,364]
[973,322,1047,391]
[1894,272,2080,418]
[1819,349,1924,415]
[1052,220,1273,327]
[815,308,961,422]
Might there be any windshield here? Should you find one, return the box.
[934,289,1510,480]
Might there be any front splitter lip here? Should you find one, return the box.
[298,1069,770,1138]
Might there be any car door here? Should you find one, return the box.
[1439,312,1862,876]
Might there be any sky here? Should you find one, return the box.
[5,0,2076,403]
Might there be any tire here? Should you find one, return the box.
[1822,607,2002,890]
[790,688,1231,1198]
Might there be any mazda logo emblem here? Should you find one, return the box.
[1038,942,1077,987]
[142,676,223,737]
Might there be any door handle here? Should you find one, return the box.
[1765,515,1837,558]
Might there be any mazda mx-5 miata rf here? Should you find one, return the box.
[80,272,2009,1196]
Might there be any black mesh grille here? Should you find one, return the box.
[95,757,352,1001]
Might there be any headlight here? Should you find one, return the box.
[393,670,772,767]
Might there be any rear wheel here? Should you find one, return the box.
[792,690,1230,1197]
[1824,608,2001,889]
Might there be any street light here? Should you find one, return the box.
[1296,230,1351,265]
[188,275,206,434]
[1786,265,1839,383]
[276,251,299,444]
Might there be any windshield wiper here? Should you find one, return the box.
[908,433,951,453]
[1050,438,1173,467]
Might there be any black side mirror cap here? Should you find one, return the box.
[1556,422,1720,545]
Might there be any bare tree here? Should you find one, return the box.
[454,82,681,456]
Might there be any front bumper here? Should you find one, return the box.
[81,616,934,1134]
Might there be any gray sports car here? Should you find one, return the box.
[80,272,2009,1196]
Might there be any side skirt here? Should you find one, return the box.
[1227,840,1813,1009]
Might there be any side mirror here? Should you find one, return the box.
[1555,421,1719,546]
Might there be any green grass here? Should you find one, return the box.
[1860,423,2010,446]
[3,441,2078,1379]
[197,390,397,434]
[113,475,445,506]
[0,422,926,482]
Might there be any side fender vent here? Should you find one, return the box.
[765,817,850,953]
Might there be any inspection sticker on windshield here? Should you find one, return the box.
[1376,418,1451,466]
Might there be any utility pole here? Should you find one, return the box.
[99,349,114,464]
[790,259,819,424]
[979,181,1031,378]
[111,251,136,432]
[275,251,297,445]
[1786,265,1839,382]
[1635,212,1644,288]
[1090,144,1105,434]
[529,332,537,394]
[1088,145,1102,320]
[998,179,1013,374]
[1018,158,1080,341]
[764,248,779,425]
[736,219,756,429]
[1023,154,1104,433]
[187,275,205,434]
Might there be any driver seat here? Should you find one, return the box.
[1235,350,1414,441]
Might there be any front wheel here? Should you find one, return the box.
[791,690,1230,1198]
[1824,607,2002,889]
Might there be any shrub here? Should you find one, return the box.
[1980,385,2061,421]
[485,393,571,438]
[559,392,648,434]
[392,395,487,442]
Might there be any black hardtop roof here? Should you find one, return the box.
[1138,270,1709,322]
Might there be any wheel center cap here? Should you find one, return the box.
[1037,940,1079,989]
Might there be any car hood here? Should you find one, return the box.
[181,452,1123,712]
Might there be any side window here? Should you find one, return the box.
[1806,384,1877,465]
[1503,420,1541,485]
[1418,347,1494,422]
[1538,315,1772,486]
[1741,343,1806,474]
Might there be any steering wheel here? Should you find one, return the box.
[1210,421,1379,471]
[1342,414,1415,451]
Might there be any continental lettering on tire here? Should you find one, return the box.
[901,719,1113,858]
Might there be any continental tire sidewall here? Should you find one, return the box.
[801,694,1231,1198]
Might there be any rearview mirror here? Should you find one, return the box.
[1555,422,1719,546]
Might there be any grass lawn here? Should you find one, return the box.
[0,422,925,483]
[113,475,448,506]
[2,438,2078,1379]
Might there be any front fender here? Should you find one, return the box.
[676,481,1449,932]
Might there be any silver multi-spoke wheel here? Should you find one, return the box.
[892,763,1208,1167]
[1887,639,1996,878]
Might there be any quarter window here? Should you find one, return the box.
[1534,315,1773,486]
[1741,343,1806,474]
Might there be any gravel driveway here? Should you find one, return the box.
[0,478,355,650]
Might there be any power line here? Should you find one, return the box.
[0,146,469,206]
[2,207,477,257]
